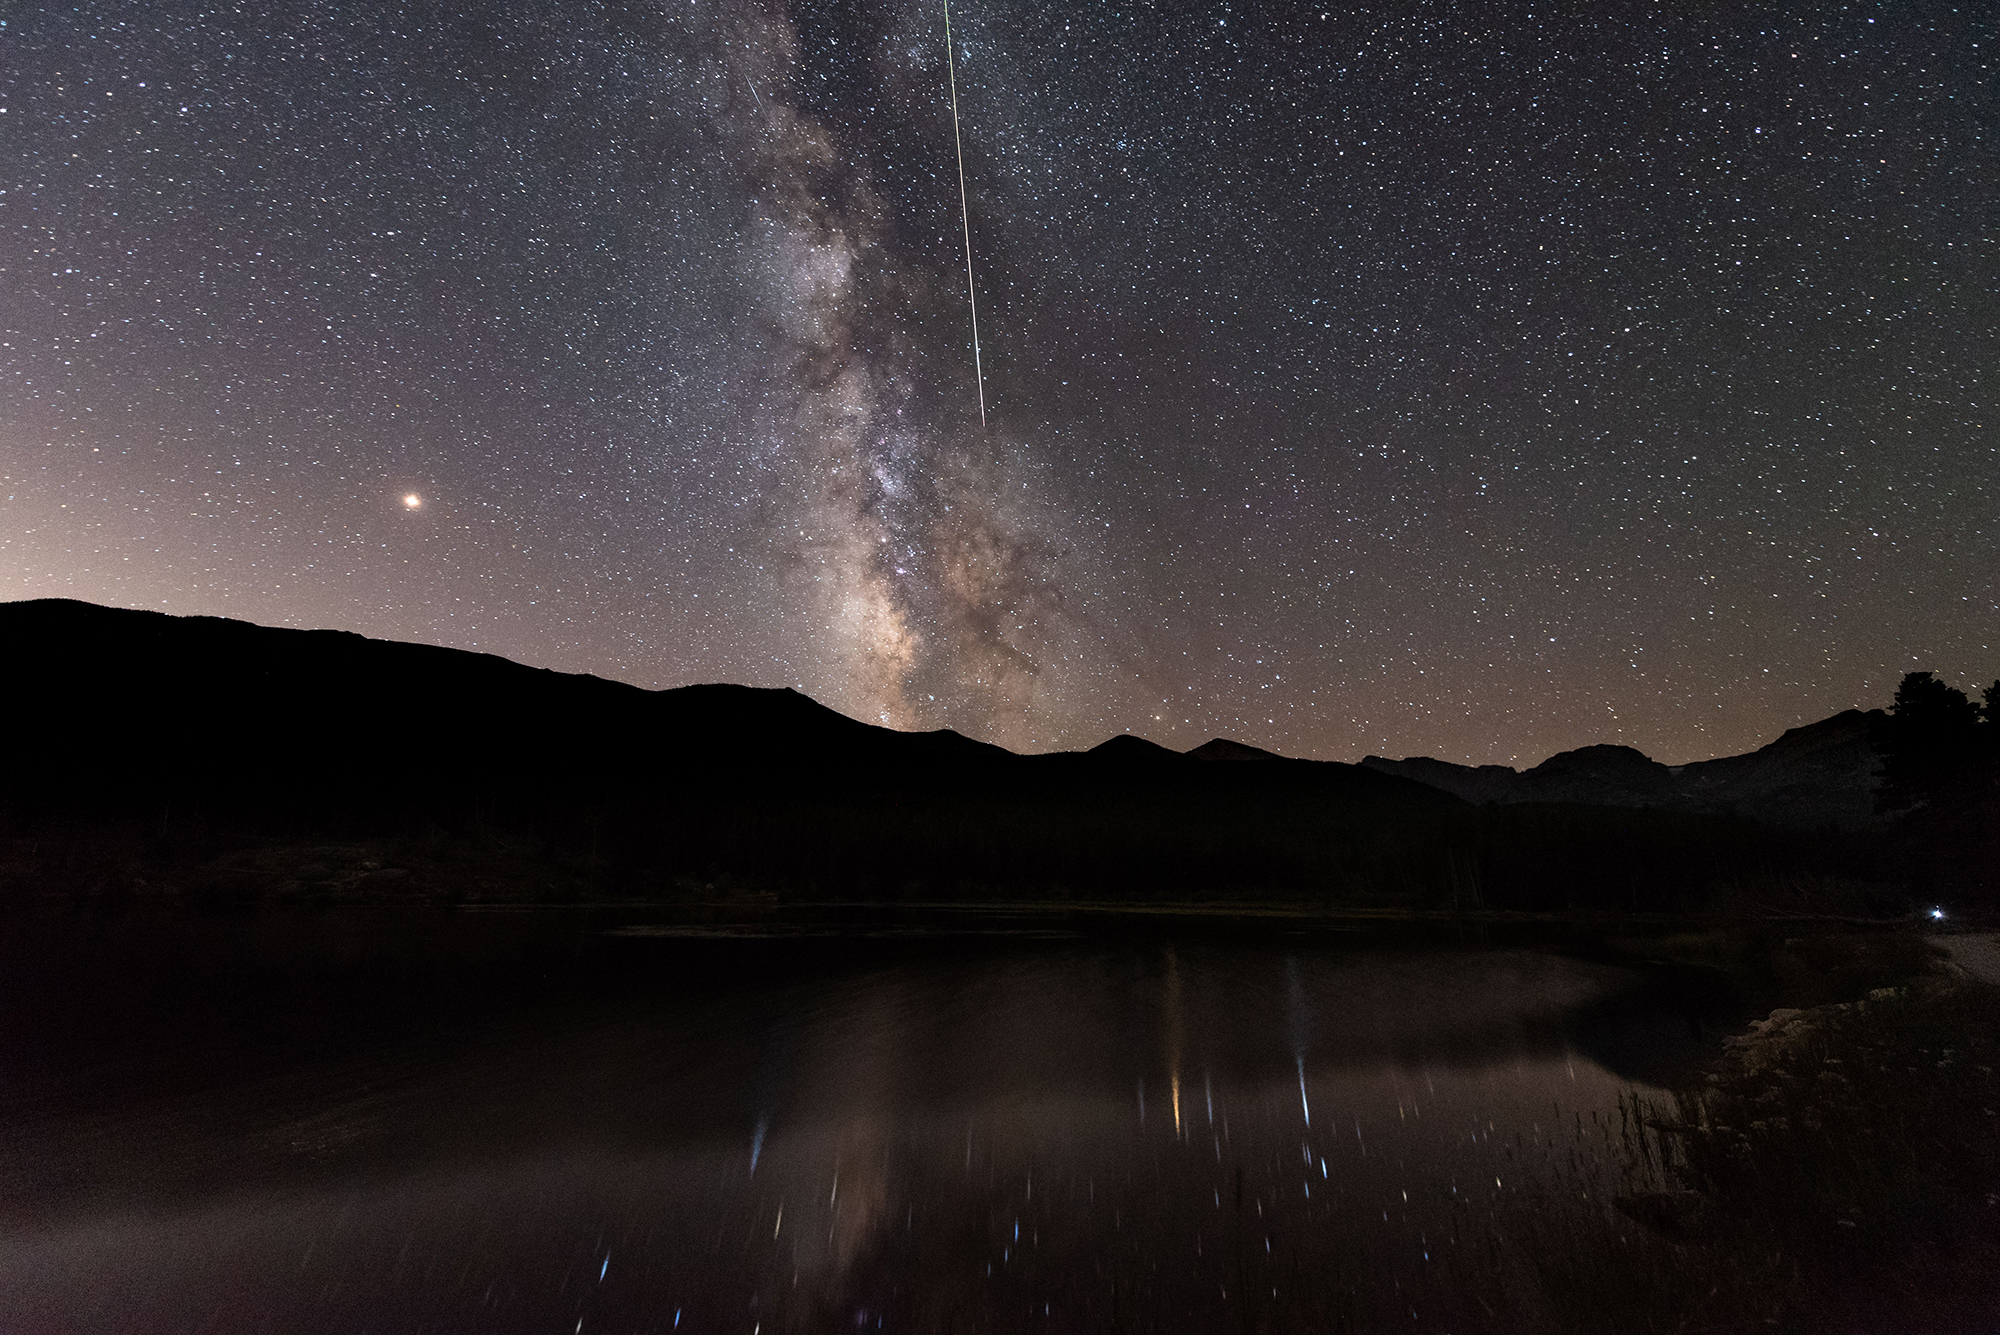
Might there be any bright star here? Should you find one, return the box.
[403,494,422,509]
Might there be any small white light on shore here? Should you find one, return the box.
[1930,907,1946,921]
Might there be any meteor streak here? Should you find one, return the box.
[943,0,986,427]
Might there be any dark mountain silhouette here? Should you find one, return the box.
[1360,711,1884,830]
[1677,710,1884,827]
[1086,734,1186,765]
[0,599,1912,912]
[0,597,1008,806]
[1526,744,1680,807]
[1187,738,1288,764]
[1349,755,1524,805]
[0,599,1467,904]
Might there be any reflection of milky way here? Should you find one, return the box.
[715,1,1070,744]
[0,938,1692,1330]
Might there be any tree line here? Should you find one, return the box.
[1876,670,2000,813]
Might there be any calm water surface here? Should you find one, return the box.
[0,908,1737,1332]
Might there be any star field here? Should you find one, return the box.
[2,0,1994,763]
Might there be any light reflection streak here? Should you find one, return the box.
[1165,947,1184,1136]
[1285,956,1312,1130]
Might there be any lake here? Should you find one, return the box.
[0,907,1744,1332]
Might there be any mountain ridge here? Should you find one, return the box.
[3,597,1882,830]
[1358,709,1883,828]
[0,598,1892,909]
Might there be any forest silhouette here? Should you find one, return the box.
[1874,670,2000,812]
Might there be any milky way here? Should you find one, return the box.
[703,0,1092,746]
[2,0,1994,763]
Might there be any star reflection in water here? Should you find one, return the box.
[0,919,1715,1332]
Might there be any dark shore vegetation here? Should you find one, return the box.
[0,782,1908,918]
[1177,932,2000,1333]
[1506,961,2000,1334]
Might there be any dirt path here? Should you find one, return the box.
[1934,932,2000,985]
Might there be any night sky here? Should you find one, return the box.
[3,0,1994,764]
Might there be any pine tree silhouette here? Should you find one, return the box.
[1875,671,1981,812]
